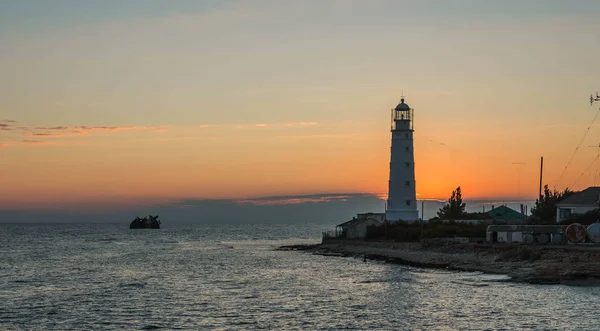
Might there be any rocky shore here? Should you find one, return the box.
[277,240,600,286]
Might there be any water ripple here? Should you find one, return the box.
[1,223,600,330]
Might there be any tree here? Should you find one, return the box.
[529,185,576,223]
[437,186,467,219]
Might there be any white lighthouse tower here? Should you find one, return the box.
[386,97,419,222]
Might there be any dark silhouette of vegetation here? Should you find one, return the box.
[365,221,421,242]
[437,186,466,219]
[429,212,491,221]
[529,185,576,224]
[558,208,600,226]
[365,220,487,242]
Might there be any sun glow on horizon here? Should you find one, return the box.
[2,2,600,209]
[0,115,597,209]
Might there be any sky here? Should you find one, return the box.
[1,0,600,216]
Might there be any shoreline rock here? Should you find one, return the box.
[275,244,320,251]
[280,240,600,286]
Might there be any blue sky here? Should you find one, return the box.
[3,0,600,29]
[2,0,600,213]
[3,0,600,126]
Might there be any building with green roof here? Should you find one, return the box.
[486,205,526,224]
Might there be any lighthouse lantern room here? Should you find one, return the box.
[386,97,419,222]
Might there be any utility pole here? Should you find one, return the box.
[420,200,425,239]
[539,157,544,200]
[384,202,388,239]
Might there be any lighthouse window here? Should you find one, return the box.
[405,162,410,168]
[406,200,411,206]
[405,180,410,187]
[405,146,410,152]
[405,133,409,139]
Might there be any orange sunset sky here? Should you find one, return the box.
[2,1,600,209]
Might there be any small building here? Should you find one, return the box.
[337,213,384,239]
[556,187,600,222]
[356,212,386,223]
[449,219,492,225]
[486,224,565,244]
[486,205,526,224]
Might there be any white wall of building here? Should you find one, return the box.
[556,205,598,222]
[495,231,523,243]
[344,219,382,239]
[386,103,418,222]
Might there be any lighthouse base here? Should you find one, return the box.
[386,210,419,223]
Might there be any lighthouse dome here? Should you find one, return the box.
[394,98,410,111]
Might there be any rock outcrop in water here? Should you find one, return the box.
[130,215,161,229]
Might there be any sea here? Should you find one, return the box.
[1,222,599,331]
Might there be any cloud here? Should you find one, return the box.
[4,123,168,147]
[74,125,169,133]
[274,133,353,140]
[284,122,318,127]
[236,193,369,206]
[148,126,169,133]
[0,195,538,223]
[27,131,91,137]
[71,130,92,136]
[28,133,63,137]
[199,121,318,130]
[77,125,137,131]
[21,139,55,145]
[23,125,157,133]
[34,126,69,130]
[0,192,387,223]
[373,192,388,200]
[0,121,18,131]
[0,121,16,131]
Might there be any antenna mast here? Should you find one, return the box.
[591,92,600,105]
[539,157,544,200]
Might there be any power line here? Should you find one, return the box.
[512,162,526,199]
[554,106,600,188]
[569,154,600,189]
[589,143,600,157]
[414,132,446,146]
[588,143,600,186]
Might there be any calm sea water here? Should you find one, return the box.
[1,222,599,330]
